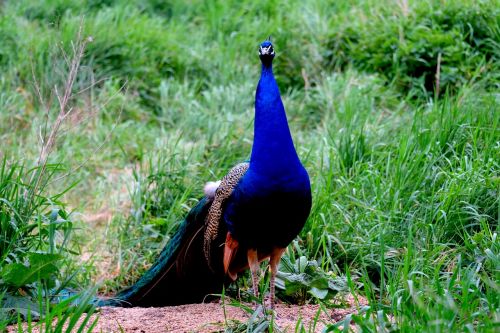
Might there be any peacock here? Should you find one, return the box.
[98,39,312,309]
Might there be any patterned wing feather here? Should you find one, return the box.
[203,162,249,270]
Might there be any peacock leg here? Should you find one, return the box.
[268,247,285,310]
[247,248,260,302]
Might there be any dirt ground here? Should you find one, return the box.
[9,295,367,332]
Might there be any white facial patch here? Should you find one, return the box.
[259,45,275,56]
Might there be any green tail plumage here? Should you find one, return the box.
[97,197,226,307]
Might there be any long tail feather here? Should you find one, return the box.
[97,197,226,307]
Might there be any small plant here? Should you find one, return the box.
[276,256,348,305]
[0,150,82,327]
[223,304,284,333]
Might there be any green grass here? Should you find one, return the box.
[0,0,499,331]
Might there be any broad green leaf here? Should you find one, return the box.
[1,264,32,287]
[28,252,61,280]
[309,287,328,299]
[0,253,62,288]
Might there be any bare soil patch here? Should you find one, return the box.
[9,295,367,332]
[94,298,366,333]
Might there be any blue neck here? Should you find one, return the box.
[250,63,301,176]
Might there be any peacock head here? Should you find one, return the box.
[259,39,275,65]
